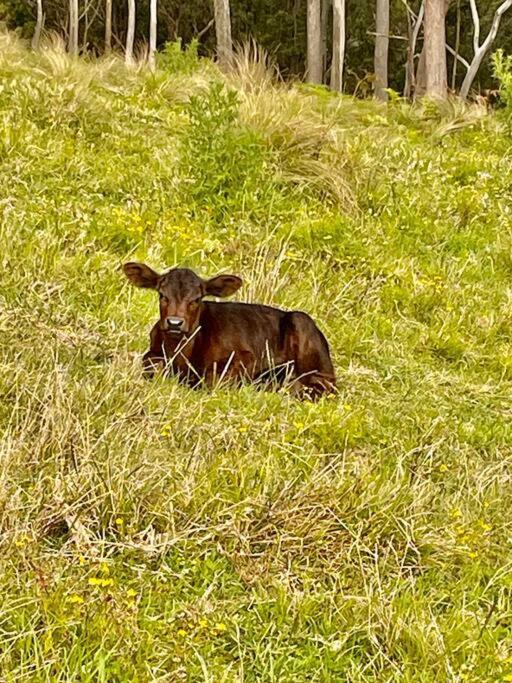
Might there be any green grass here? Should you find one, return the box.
[1,30,512,681]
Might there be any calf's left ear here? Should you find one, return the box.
[205,274,243,297]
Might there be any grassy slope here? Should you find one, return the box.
[1,32,512,681]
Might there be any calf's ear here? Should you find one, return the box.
[205,274,243,297]
[123,262,160,289]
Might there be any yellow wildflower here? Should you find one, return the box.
[68,594,84,604]
[199,618,208,628]
[214,622,227,632]
[126,588,137,598]
[177,629,187,637]
[115,518,124,527]
[438,464,449,473]
[88,577,114,588]
[15,535,30,548]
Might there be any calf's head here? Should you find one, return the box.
[123,262,242,337]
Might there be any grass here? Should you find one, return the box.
[1,29,512,681]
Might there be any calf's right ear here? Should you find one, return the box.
[123,262,160,289]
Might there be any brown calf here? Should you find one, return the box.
[123,262,336,396]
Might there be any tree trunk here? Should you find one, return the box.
[330,0,345,92]
[213,0,233,70]
[32,0,44,50]
[451,0,460,90]
[148,0,157,71]
[415,44,427,96]
[374,0,389,100]
[460,0,512,99]
[69,0,79,55]
[307,0,322,83]
[404,1,424,98]
[423,0,447,99]
[321,0,331,82]
[105,0,112,52]
[125,0,136,66]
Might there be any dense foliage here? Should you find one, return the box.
[2,30,512,680]
[3,0,512,92]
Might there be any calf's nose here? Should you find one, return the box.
[166,316,184,330]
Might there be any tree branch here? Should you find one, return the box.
[197,18,214,39]
[469,0,480,54]
[411,1,424,51]
[461,0,512,99]
[445,42,469,70]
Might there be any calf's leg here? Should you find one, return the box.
[282,312,336,397]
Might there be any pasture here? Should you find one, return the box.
[1,32,512,681]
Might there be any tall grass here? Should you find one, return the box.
[1,29,512,681]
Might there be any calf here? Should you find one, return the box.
[123,262,336,396]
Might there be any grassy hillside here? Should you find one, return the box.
[1,31,512,681]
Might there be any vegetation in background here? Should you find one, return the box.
[4,0,512,93]
[1,30,512,680]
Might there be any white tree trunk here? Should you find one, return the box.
[424,0,447,99]
[105,0,112,52]
[69,0,79,55]
[374,0,389,100]
[307,0,322,83]
[460,0,512,99]
[404,1,424,97]
[125,0,136,66]
[148,0,157,71]
[330,0,345,92]
[213,0,233,70]
[32,0,44,50]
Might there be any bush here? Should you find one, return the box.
[179,81,271,219]
[493,49,512,112]
[157,38,201,74]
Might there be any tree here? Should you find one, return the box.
[32,0,44,50]
[126,0,136,65]
[105,0,112,51]
[451,0,461,90]
[213,0,233,69]
[374,0,389,100]
[330,0,345,91]
[81,0,103,51]
[307,0,322,83]
[404,1,424,98]
[423,0,447,98]
[460,0,512,99]
[69,0,79,55]
[321,0,332,80]
[149,0,157,71]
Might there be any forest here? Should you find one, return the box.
[5,0,512,97]
[1,1,512,681]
